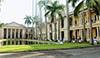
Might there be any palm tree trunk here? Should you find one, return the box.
[32,23,34,40]
[66,0,71,42]
[82,4,86,42]
[51,23,53,40]
[54,22,57,41]
[58,18,60,40]
[28,24,29,45]
[45,9,48,40]
[40,8,42,40]
[36,23,37,39]
[88,8,93,45]
[45,0,48,41]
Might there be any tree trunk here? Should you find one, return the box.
[45,8,48,40]
[32,23,34,40]
[54,22,57,41]
[88,8,93,45]
[66,0,71,42]
[36,23,37,39]
[58,18,60,40]
[82,4,86,42]
[45,0,48,40]
[28,24,29,45]
[51,23,53,40]
[40,8,42,40]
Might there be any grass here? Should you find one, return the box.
[0,42,98,53]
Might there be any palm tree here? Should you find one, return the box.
[31,17,35,40]
[37,1,43,40]
[67,0,100,45]
[37,0,51,40]
[66,0,71,42]
[24,15,31,40]
[34,15,40,40]
[45,1,64,41]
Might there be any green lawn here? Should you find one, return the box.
[0,42,98,53]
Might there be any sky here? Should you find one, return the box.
[0,0,73,26]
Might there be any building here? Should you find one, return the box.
[0,22,35,39]
[46,9,100,41]
[0,9,100,41]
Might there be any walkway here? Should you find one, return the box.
[0,47,100,58]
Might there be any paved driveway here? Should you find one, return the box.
[0,47,100,58]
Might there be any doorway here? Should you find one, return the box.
[61,31,64,40]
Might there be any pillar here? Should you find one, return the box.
[79,29,83,40]
[87,28,89,39]
[18,29,20,39]
[6,28,8,45]
[6,28,8,39]
[14,29,16,38]
[18,29,20,45]
[10,29,12,39]
[10,29,12,45]
[73,30,76,38]
[0,28,4,39]
[97,27,99,39]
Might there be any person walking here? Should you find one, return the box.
[93,37,97,45]
[72,36,75,43]
[79,35,81,43]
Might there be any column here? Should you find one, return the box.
[10,29,12,45]
[87,28,89,39]
[72,15,75,27]
[80,29,83,40]
[18,29,20,39]
[18,29,20,45]
[97,27,99,39]
[22,29,25,39]
[14,29,16,38]
[22,29,25,45]
[6,28,8,39]
[73,30,76,38]
[14,29,16,45]
[6,28,8,45]
[10,29,12,39]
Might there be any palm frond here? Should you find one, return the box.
[58,12,64,22]
[56,4,65,11]
[45,11,50,16]
[74,1,84,17]
[72,0,79,7]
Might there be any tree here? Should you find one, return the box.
[45,1,64,41]
[0,21,5,28]
[66,0,71,42]
[37,0,51,40]
[34,15,40,39]
[31,17,35,40]
[24,15,31,41]
[68,0,100,45]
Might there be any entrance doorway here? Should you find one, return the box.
[61,31,64,40]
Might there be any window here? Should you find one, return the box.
[26,29,28,32]
[95,15,97,21]
[31,29,33,32]
[75,20,77,25]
